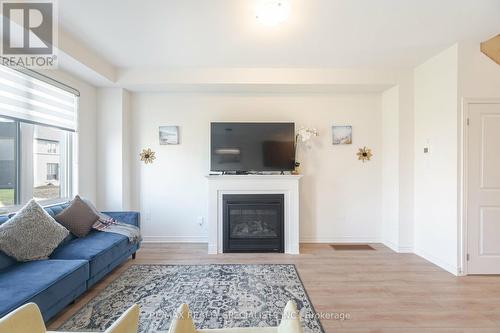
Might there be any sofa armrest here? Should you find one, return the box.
[103,211,140,228]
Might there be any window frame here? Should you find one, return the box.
[0,119,75,214]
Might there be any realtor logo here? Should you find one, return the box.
[1,0,58,68]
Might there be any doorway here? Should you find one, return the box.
[464,100,500,274]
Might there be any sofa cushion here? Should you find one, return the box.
[44,202,69,217]
[50,230,129,278]
[0,216,15,271]
[0,209,69,270]
[0,259,89,318]
[55,195,99,237]
[0,252,15,271]
[0,200,69,261]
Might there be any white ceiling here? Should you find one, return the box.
[58,0,500,69]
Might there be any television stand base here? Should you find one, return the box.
[222,171,249,175]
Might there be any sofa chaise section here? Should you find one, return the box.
[0,259,89,321]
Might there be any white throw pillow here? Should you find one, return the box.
[0,199,69,261]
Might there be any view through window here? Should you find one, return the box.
[0,119,73,211]
[33,125,70,202]
[0,118,17,207]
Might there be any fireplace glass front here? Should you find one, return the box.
[223,194,284,252]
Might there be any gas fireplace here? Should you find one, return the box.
[222,194,284,253]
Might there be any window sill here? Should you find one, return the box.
[0,198,71,216]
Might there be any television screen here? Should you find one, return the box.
[210,122,295,172]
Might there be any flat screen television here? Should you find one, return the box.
[210,122,295,172]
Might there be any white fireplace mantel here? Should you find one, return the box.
[206,174,302,254]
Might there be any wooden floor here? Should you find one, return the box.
[48,243,500,333]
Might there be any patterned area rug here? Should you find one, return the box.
[59,264,324,333]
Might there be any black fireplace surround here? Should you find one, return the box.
[223,194,284,253]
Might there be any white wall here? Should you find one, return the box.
[379,70,415,254]
[381,86,400,250]
[43,69,98,203]
[414,44,459,274]
[130,92,382,243]
[412,41,500,275]
[122,90,132,210]
[396,71,415,251]
[459,42,500,99]
[97,88,123,210]
[96,88,134,211]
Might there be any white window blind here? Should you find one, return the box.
[0,65,78,132]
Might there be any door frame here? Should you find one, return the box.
[460,98,500,275]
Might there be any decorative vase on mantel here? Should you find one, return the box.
[293,127,319,174]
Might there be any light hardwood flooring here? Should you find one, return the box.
[48,243,500,333]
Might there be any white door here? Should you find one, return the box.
[467,102,500,274]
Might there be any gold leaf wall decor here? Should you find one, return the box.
[140,148,156,164]
[357,147,372,162]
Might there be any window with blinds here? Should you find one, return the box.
[0,65,79,212]
[0,65,78,131]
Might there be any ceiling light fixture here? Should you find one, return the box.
[255,0,290,27]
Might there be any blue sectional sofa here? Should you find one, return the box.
[0,203,141,322]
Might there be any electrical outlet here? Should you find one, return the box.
[197,216,204,226]
[144,211,151,221]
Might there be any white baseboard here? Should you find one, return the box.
[382,240,414,253]
[299,237,382,243]
[397,246,414,253]
[208,244,218,254]
[414,247,458,276]
[142,236,414,255]
[142,236,208,243]
[382,239,399,252]
[144,236,382,244]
